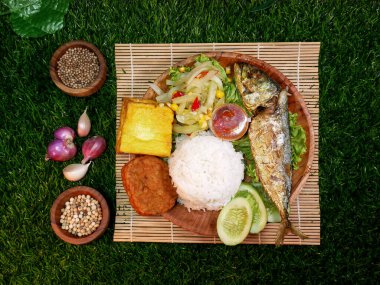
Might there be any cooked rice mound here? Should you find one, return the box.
[168,134,244,210]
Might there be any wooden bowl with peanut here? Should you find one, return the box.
[50,186,110,245]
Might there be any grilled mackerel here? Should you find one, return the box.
[234,63,307,245]
[234,62,280,112]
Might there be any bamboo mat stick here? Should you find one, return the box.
[114,42,320,245]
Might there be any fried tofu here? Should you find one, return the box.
[116,98,174,157]
[121,156,177,216]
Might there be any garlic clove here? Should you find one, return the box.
[77,107,91,137]
[63,162,92,181]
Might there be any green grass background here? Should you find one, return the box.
[0,0,379,283]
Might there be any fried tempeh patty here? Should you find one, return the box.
[121,156,177,216]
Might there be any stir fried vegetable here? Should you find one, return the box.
[153,55,230,134]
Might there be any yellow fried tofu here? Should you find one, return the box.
[116,98,173,157]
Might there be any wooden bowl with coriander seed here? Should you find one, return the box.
[50,186,110,245]
[50,40,107,97]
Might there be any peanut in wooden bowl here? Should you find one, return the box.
[50,40,107,97]
[50,186,110,245]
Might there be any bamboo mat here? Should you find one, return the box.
[114,43,320,245]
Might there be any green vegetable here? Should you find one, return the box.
[251,182,281,223]
[289,112,307,170]
[195,54,228,82]
[224,81,240,103]
[224,80,252,116]
[169,66,190,81]
[195,54,210,63]
[3,0,71,38]
[217,196,253,246]
[236,183,268,233]
[232,135,259,182]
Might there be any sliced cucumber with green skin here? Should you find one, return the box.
[237,183,268,233]
[217,197,253,246]
[251,182,281,223]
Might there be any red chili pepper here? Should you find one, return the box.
[196,71,208,79]
[172,91,185,99]
[191,97,200,111]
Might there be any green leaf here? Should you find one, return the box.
[195,54,210,63]
[224,81,252,116]
[289,112,307,170]
[211,59,228,82]
[4,0,71,38]
[169,66,190,82]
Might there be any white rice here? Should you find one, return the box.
[168,134,244,211]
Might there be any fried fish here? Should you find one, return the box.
[234,62,280,112]
[235,63,307,245]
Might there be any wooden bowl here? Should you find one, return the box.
[50,40,107,97]
[144,52,314,236]
[50,186,110,245]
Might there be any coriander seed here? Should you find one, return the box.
[57,47,100,89]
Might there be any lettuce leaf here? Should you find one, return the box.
[224,80,252,117]
[232,135,259,183]
[289,112,307,170]
[195,54,210,63]
[169,66,191,82]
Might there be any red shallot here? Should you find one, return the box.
[54,126,75,141]
[81,136,106,164]
[45,138,77,161]
[77,107,91,137]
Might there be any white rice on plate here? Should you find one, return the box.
[168,133,244,211]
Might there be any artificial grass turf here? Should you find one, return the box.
[0,0,379,283]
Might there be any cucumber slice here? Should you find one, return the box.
[267,206,281,223]
[252,182,281,223]
[237,183,268,233]
[217,197,253,246]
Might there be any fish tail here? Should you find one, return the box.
[275,220,308,246]
[275,221,288,246]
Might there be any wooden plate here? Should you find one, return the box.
[143,52,314,236]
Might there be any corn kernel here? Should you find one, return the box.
[198,117,206,127]
[227,77,232,83]
[159,103,164,107]
[170,103,179,112]
[216,89,225,99]
[225,66,231,75]
[179,66,186,73]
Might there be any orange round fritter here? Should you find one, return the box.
[121,156,177,216]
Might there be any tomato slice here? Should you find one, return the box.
[172,91,185,99]
[191,97,200,111]
[195,71,208,79]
